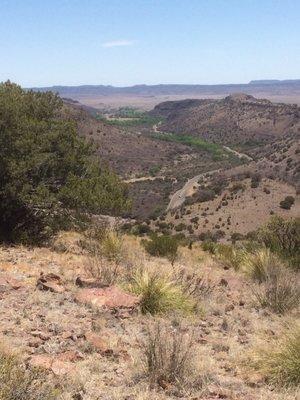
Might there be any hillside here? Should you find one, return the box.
[1,228,299,400]
[62,95,299,230]
[63,100,244,219]
[150,94,300,147]
[1,85,299,400]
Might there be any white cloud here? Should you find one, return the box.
[101,40,136,48]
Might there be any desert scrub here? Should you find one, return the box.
[175,267,214,300]
[279,195,295,210]
[84,255,121,285]
[214,243,246,270]
[127,268,195,315]
[0,349,58,400]
[242,248,284,283]
[250,324,300,387]
[142,321,199,390]
[83,229,128,285]
[201,241,217,254]
[142,234,179,265]
[252,268,300,314]
[257,216,300,270]
[99,229,125,264]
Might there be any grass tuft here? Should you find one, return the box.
[143,321,196,389]
[251,324,300,387]
[127,268,195,315]
[252,268,300,314]
[0,348,57,400]
[241,248,283,283]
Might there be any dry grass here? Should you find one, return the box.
[252,268,300,314]
[84,255,121,285]
[0,347,58,400]
[51,231,84,255]
[142,321,197,390]
[174,267,214,300]
[2,231,300,400]
[250,324,300,387]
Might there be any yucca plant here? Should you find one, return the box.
[242,248,283,283]
[100,229,124,264]
[251,324,300,387]
[215,244,246,270]
[127,268,194,315]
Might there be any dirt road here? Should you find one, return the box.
[223,146,253,161]
[152,124,253,211]
[167,169,220,211]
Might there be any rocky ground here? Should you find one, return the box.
[0,235,299,399]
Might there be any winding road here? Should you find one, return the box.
[167,169,220,211]
[153,123,254,211]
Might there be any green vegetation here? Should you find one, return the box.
[279,195,295,210]
[96,109,161,127]
[251,325,300,387]
[0,349,57,400]
[152,132,225,159]
[257,216,300,270]
[142,234,179,264]
[149,165,161,176]
[127,268,194,315]
[0,82,130,244]
[215,243,246,271]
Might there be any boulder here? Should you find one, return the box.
[0,274,23,293]
[36,272,65,293]
[75,276,106,288]
[75,286,140,314]
[29,351,83,376]
[84,331,111,354]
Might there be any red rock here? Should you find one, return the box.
[61,331,74,340]
[36,272,65,293]
[57,350,84,362]
[85,331,111,353]
[0,274,23,292]
[75,286,140,312]
[75,276,105,288]
[29,354,53,370]
[29,351,83,376]
[28,338,43,348]
[51,360,75,376]
[31,330,51,341]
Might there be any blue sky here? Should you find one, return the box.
[1,0,299,86]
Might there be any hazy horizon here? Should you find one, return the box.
[27,79,300,89]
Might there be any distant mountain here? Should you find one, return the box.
[249,79,300,85]
[31,80,300,97]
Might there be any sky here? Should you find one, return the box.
[1,0,300,87]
